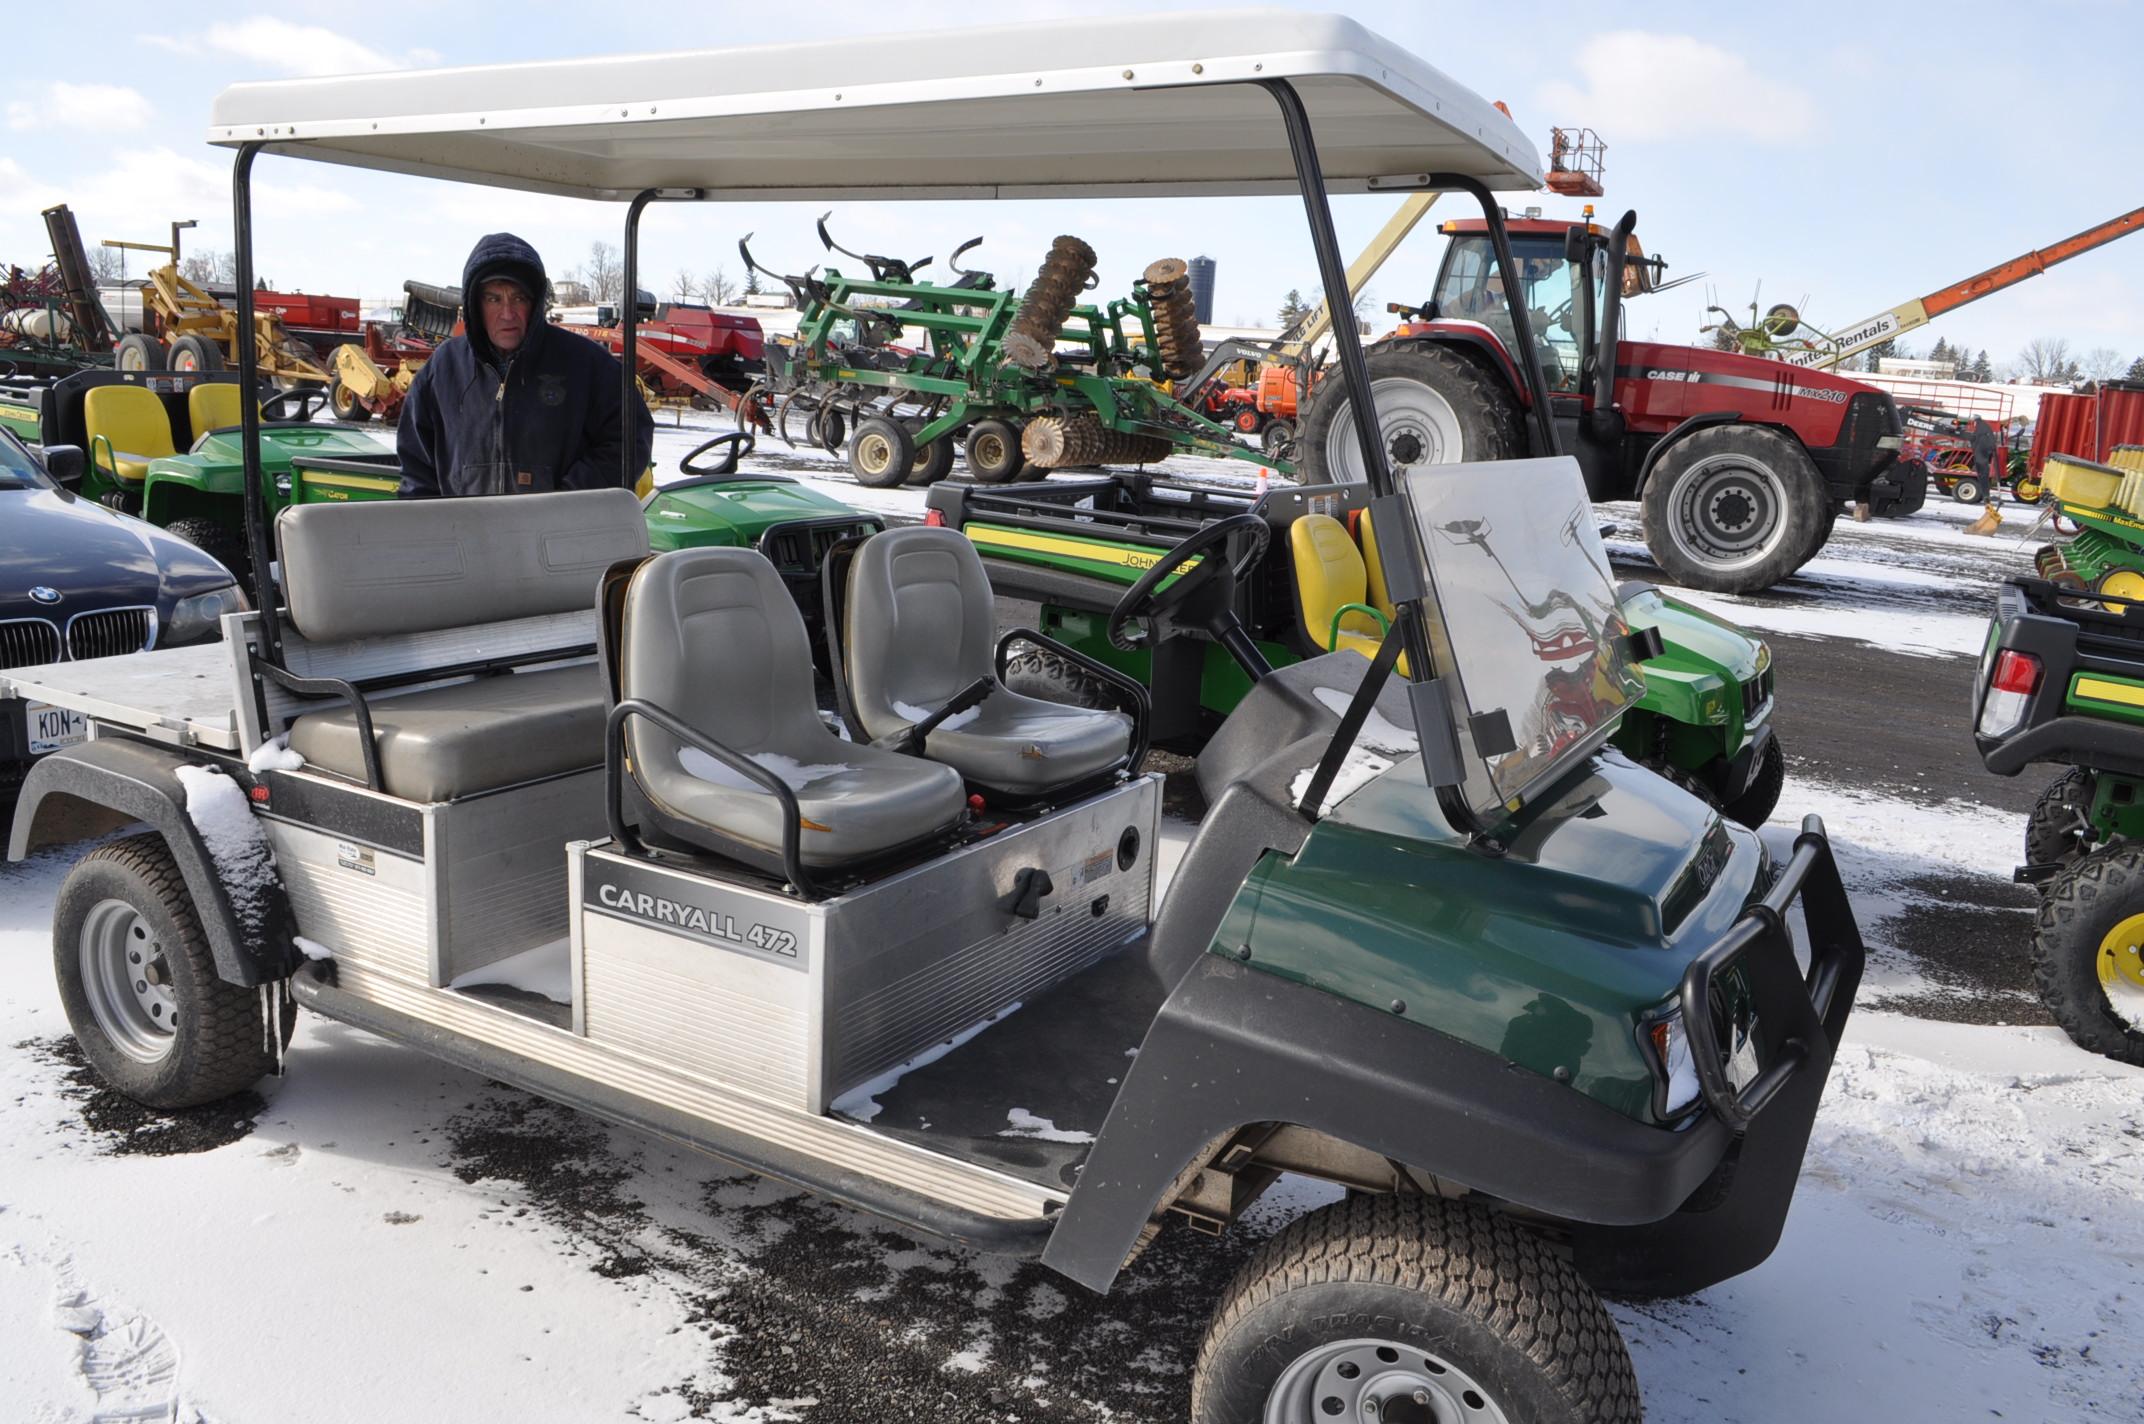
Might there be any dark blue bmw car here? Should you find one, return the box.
[0,430,243,790]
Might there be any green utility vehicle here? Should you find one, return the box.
[1974,450,2144,1064]
[930,472,1786,825]
[11,19,1864,1422]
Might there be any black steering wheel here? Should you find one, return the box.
[680,431,756,478]
[1107,512,1270,652]
[262,386,328,422]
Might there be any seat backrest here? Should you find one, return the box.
[276,488,649,643]
[843,526,997,741]
[83,386,177,463]
[1289,513,1371,647]
[1358,510,1398,620]
[620,547,825,793]
[187,383,249,442]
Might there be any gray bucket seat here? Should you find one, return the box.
[621,547,966,871]
[844,527,1131,795]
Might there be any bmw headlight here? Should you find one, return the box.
[168,584,245,642]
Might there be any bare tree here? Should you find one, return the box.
[671,268,697,302]
[2014,336,2074,383]
[701,267,738,305]
[87,247,123,283]
[2081,346,2127,383]
[582,241,622,303]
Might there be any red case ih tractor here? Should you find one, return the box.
[1297,211,1925,593]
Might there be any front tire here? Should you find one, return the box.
[1641,424,1827,593]
[1194,1195,1640,1424]
[53,834,290,1108]
[2033,846,2144,1065]
[847,415,914,488]
[963,419,1027,484]
[1723,736,1787,829]
[1294,346,1522,485]
[162,515,251,581]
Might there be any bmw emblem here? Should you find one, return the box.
[28,586,60,606]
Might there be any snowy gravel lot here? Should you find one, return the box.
[4,425,2140,1422]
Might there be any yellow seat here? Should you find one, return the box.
[1359,510,1399,622]
[1289,513,1408,675]
[187,383,250,442]
[83,386,178,485]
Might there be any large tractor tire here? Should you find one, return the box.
[114,334,166,373]
[1294,345,1522,485]
[1193,1194,1641,1424]
[2032,846,2144,1065]
[53,834,293,1109]
[166,334,224,373]
[1641,424,1828,593]
[163,516,251,581]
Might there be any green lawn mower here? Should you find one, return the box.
[929,473,1785,827]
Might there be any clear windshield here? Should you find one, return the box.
[1433,235,1593,393]
[1396,456,1642,819]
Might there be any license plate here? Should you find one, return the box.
[26,701,86,754]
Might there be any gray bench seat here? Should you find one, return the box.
[287,663,608,803]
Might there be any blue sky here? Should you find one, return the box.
[5,1,2140,376]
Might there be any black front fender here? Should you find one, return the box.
[1041,956,1732,1293]
[10,737,289,988]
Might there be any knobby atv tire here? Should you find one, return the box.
[162,516,251,581]
[53,834,292,1109]
[1002,650,1114,710]
[1642,424,1827,594]
[2025,767,2096,873]
[1194,1194,1640,1424]
[1644,757,1721,809]
[1293,345,1522,485]
[1723,735,1787,829]
[2033,846,2144,1065]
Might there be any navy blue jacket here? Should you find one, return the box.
[396,234,653,498]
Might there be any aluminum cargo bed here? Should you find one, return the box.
[0,642,239,751]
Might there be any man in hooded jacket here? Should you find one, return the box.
[396,233,653,498]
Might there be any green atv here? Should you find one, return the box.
[928,473,1785,827]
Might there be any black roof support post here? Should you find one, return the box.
[230,141,285,664]
[1426,171,1563,458]
[621,188,705,490]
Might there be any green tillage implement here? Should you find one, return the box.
[768,256,1289,484]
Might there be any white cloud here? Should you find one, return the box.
[5,82,154,134]
[1537,32,1820,146]
[142,19,435,77]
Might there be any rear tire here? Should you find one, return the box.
[1723,736,1787,829]
[2032,847,2144,1065]
[847,415,914,489]
[1951,476,1985,504]
[1193,1195,1640,1424]
[2025,767,2096,872]
[908,436,956,485]
[1294,345,1522,485]
[1641,424,1827,594]
[115,334,166,373]
[162,516,251,581]
[327,376,369,424]
[963,419,1027,484]
[166,335,224,373]
[52,834,290,1109]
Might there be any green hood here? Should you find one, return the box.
[642,477,866,550]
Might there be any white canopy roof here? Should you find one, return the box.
[208,11,1542,201]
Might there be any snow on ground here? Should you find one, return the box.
[3,438,2139,1420]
